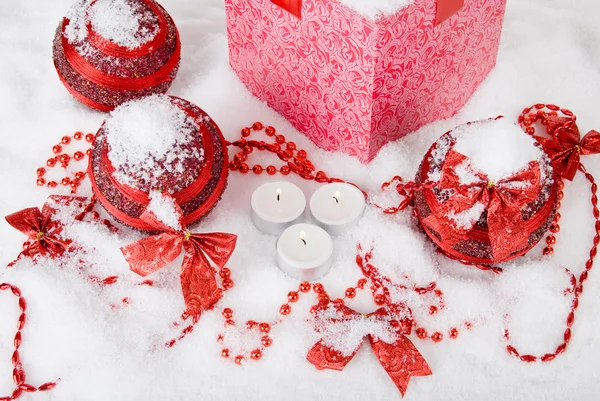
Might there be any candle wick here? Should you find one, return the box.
[277,194,280,201]
[301,238,307,245]
[333,196,339,203]
[276,188,282,201]
[333,191,341,203]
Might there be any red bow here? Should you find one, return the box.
[270,0,463,24]
[307,303,431,397]
[535,115,600,181]
[426,150,541,262]
[5,196,85,265]
[121,200,237,319]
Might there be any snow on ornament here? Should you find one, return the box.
[411,118,559,267]
[52,0,180,112]
[88,95,229,231]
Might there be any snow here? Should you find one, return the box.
[147,191,182,231]
[105,94,203,191]
[1,0,600,400]
[452,119,544,183]
[311,305,401,357]
[65,0,159,49]
[337,0,414,20]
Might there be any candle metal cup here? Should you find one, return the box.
[309,183,366,236]
[276,223,333,281]
[251,181,306,235]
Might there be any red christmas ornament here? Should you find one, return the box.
[307,303,431,398]
[52,0,180,111]
[4,196,86,265]
[410,118,558,267]
[88,95,229,231]
[121,195,237,318]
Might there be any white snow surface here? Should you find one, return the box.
[1,1,600,400]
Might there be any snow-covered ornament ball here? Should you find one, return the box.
[88,95,229,231]
[52,0,180,112]
[413,118,558,266]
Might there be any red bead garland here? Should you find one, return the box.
[0,283,58,400]
[227,123,366,195]
[37,131,93,193]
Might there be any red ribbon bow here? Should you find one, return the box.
[5,196,84,265]
[535,115,600,181]
[427,150,541,262]
[271,0,464,24]
[307,303,431,397]
[120,199,237,319]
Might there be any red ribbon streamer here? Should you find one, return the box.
[307,303,431,397]
[424,150,541,262]
[270,0,464,24]
[120,196,237,318]
[5,196,86,265]
[535,115,600,181]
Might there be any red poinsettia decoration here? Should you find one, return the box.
[425,149,541,262]
[535,114,600,181]
[121,196,237,319]
[307,303,431,397]
[5,196,85,265]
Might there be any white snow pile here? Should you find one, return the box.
[105,94,203,191]
[147,191,182,231]
[311,305,405,356]
[337,0,415,20]
[65,0,158,49]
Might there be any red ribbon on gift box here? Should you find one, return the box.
[271,0,464,25]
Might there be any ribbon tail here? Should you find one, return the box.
[306,340,357,371]
[180,241,223,318]
[487,194,528,262]
[121,233,183,277]
[369,336,432,397]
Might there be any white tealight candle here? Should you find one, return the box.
[251,181,306,235]
[276,223,333,281]
[309,183,366,235]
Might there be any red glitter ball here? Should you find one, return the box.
[52,0,181,112]
[88,96,229,232]
[412,120,558,266]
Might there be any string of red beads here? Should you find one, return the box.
[503,164,599,363]
[227,123,367,197]
[518,104,573,255]
[216,276,374,365]
[36,131,94,193]
[0,283,58,401]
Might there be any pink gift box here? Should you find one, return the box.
[225,0,507,163]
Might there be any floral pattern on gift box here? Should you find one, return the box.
[225,0,507,163]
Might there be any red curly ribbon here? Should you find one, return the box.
[535,114,600,181]
[5,196,86,265]
[270,0,464,24]
[424,149,541,262]
[120,196,237,318]
[307,303,431,397]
